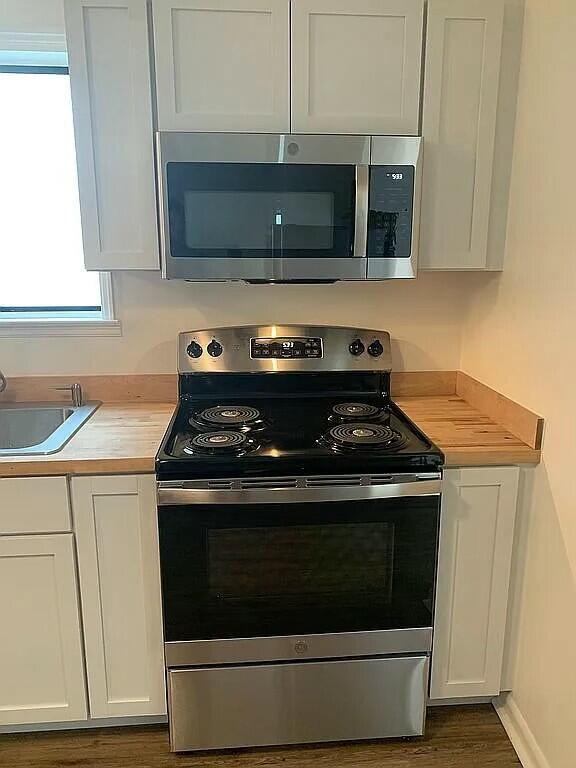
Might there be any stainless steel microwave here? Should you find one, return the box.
[156,133,422,282]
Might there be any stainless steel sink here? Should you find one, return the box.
[0,401,101,455]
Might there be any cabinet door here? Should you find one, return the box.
[291,0,423,135]
[0,534,87,725]
[153,0,290,132]
[420,0,504,269]
[71,475,166,718]
[64,0,159,270]
[430,467,519,699]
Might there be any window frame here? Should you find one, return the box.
[0,61,120,337]
[0,273,119,337]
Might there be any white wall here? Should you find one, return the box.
[0,271,470,374]
[460,1,576,766]
[0,0,64,35]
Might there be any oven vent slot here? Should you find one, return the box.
[305,476,364,487]
[369,475,396,485]
[206,480,234,490]
[207,476,371,490]
[239,478,299,490]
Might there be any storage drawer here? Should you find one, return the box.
[168,655,428,751]
[0,477,71,534]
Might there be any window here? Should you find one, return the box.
[0,64,117,333]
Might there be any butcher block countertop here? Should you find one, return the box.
[0,372,543,477]
[396,395,542,466]
[0,402,176,478]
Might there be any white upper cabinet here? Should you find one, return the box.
[153,0,290,132]
[152,0,423,135]
[430,467,519,700]
[64,0,159,270]
[420,0,511,270]
[291,0,424,135]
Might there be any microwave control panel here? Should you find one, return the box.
[368,166,415,258]
[250,337,323,359]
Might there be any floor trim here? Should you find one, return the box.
[428,696,494,706]
[494,694,550,768]
[0,714,167,734]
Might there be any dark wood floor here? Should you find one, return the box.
[0,706,520,768]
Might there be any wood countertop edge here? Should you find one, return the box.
[442,447,541,468]
[0,450,540,476]
[0,457,157,478]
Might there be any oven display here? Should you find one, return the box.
[251,337,322,359]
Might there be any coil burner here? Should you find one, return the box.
[190,405,265,432]
[324,422,407,452]
[331,402,383,420]
[183,430,256,456]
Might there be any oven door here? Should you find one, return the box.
[157,475,441,666]
[157,133,370,281]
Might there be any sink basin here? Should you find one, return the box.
[0,401,101,455]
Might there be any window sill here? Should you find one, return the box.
[0,318,122,338]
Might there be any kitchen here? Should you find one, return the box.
[0,1,573,767]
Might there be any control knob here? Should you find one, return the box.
[368,339,384,357]
[186,341,203,359]
[348,339,365,357]
[207,340,223,358]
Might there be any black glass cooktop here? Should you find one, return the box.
[156,377,443,480]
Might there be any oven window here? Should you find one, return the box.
[158,496,440,642]
[208,522,394,600]
[167,163,355,259]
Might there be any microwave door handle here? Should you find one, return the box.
[271,215,285,279]
[354,165,369,258]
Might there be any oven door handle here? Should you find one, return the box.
[157,479,441,505]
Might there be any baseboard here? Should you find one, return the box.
[0,714,168,735]
[494,694,550,768]
[428,696,494,706]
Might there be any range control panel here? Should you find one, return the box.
[178,326,392,373]
[251,337,322,359]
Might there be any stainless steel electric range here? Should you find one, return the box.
[156,325,444,752]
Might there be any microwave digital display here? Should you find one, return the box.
[250,337,323,359]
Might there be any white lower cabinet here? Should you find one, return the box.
[71,474,166,718]
[0,534,87,725]
[430,467,519,699]
[0,466,522,729]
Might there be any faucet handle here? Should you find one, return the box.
[51,383,83,407]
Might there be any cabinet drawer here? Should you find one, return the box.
[0,477,71,534]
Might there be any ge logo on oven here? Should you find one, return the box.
[293,640,309,655]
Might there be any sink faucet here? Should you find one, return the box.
[51,383,84,407]
[0,369,6,393]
